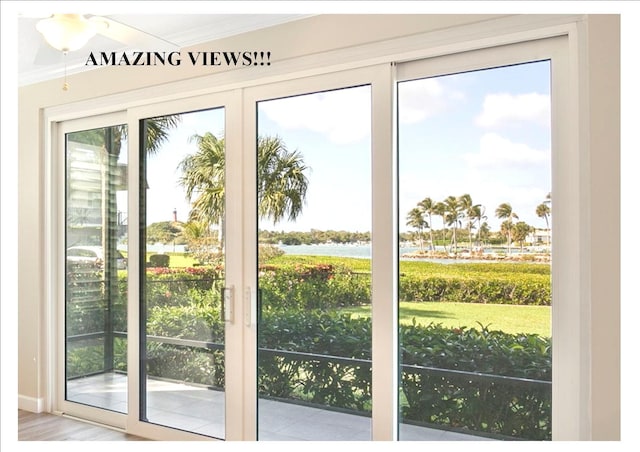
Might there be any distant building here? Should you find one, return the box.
[528,228,552,245]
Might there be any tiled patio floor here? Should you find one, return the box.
[67,372,494,441]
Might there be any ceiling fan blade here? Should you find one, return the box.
[89,16,179,51]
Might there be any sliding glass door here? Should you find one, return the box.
[255,85,373,441]
[139,107,227,438]
[396,44,555,441]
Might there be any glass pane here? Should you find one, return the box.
[65,125,128,413]
[140,108,225,438]
[398,61,552,440]
[257,85,372,441]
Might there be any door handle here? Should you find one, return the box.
[244,286,257,327]
[221,286,234,323]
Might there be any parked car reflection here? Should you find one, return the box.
[67,246,127,270]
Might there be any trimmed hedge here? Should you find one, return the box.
[258,309,372,412]
[400,273,550,305]
[258,262,550,308]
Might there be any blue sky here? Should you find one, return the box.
[142,60,551,234]
[258,85,372,232]
[398,60,551,232]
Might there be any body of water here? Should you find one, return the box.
[279,244,372,258]
[277,244,504,264]
[136,243,542,265]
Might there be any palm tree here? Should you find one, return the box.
[182,220,220,264]
[418,197,436,251]
[179,133,226,230]
[478,221,490,247]
[182,221,209,242]
[458,193,479,250]
[495,202,518,254]
[513,221,532,252]
[143,116,182,155]
[470,204,486,250]
[73,116,182,157]
[444,195,462,254]
[257,135,309,224]
[406,207,427,252]
[434,201,446,251]
[500,220,511,250]
[536,202,551,247]
[179,134,309,250]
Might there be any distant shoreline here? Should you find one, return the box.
[401,250,551,263]
[276,243,551,263]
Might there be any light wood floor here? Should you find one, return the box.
[18,409,149,441]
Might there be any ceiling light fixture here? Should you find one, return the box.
[36,14,97,53]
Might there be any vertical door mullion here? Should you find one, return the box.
[126,110,141,430]
[241,87,258,441]
[370,63,399,441]
[224,88,248,441]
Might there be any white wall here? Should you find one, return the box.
[17,14,620,440]
[584,14,620,440]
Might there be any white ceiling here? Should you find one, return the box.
[18,14,311,86]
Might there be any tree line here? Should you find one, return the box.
[406,193,551,254]
[259,229,371,245]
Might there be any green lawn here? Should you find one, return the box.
[162,252,198,267]
[121,251,199,268]
[342,301,551,337]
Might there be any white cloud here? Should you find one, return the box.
[475,92,550,128]
[463,133,549,170]
[398,78,464,124]
[258,87,371,145]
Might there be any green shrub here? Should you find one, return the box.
[260,260,550,307]
[258,309,372,411]
[399,322,551,439]
[400,273,550,305]
[259,263,371,310]
[258,244,285,264]
[256,309,550,440]
[66,267,107,336]
[148,254,170,267]
[146,343,224,388]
